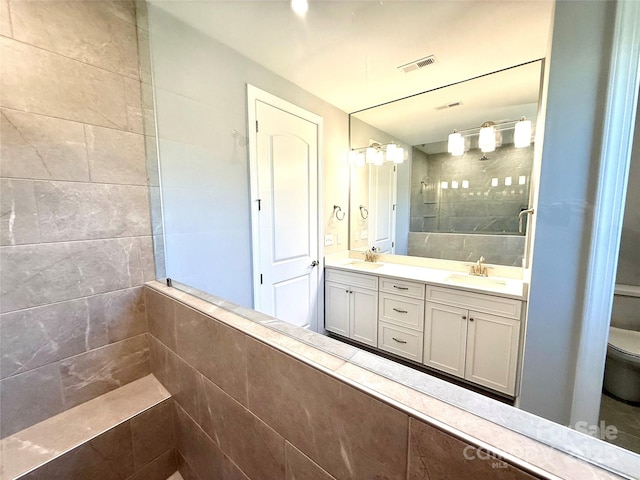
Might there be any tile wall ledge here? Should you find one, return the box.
[145,280,637,480]
[0,374,170,480]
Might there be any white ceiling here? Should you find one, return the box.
[150,0,554,142]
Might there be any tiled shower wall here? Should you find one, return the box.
[0,1,154,438]
[146,285,544,480]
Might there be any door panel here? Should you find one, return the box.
[273,275,311,328]
[369,162,396,253]
[424,302,468,377]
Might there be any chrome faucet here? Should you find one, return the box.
[469,256,488,277]
[364,246,379,263]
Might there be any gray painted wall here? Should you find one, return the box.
[148,5,349,308]
[520,0,616,425]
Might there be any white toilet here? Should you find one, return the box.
[604,326,640,403]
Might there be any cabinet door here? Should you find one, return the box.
[325,281,350,337]
[350,286,378,347]
[465,311,520,395]
[424,302,468,378]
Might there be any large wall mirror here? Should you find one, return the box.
[350,60,543,266]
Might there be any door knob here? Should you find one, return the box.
[310,260,319,267]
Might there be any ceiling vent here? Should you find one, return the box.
[397,55,436,74]
[434,101,463,111]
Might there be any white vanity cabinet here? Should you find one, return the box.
[325,270,378,347]
[424,286,523,395]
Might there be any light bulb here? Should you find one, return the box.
[291,0,308,16]
[448,131,464,156]
[374,149,384,165]
[394,147,405,164]
[365,147,376,164]
[514,117,532,148]
[479,124,496,153]
[386,144,397,162]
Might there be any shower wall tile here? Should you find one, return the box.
[199,374,285,480]
[146,288,177,351]
[285,442,336,480]
[59,333,150,408]
[0,364,64,438]
[87,286,148,343]
[0,298,100,379]
[0,109,89,181]
[0,37,140,133]
[0,0,12,37]
[128,449,178,480]
[175,302,248,405]
[131,398,175,470]
[407,418,538,480]
[34,181,151,242]
[0,178,40,246]
[0,238,143,313]
[86,125,147,185]
[139,236,157,282]
[10,0,139,78]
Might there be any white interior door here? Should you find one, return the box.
[248,86,321,331]
[369,162,397,253]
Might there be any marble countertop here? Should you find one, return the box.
[324,257,528,300]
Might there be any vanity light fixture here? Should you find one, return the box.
[351,142,405,166]
[514,116,532,148]
[447,130,465,156]
[290,0,308,16]
[478,122,497,153]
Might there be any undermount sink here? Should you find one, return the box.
[344,261,384,270]
[444,273,507,289]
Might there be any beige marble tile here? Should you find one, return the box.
[125,77,144,134]
[1,37,138,132]
[0,108,89,181]
[87,287,147,344]
[35,181,151,242]
[0,364,64,439]
[10,0,139,79]
[60,333,150,408]
[175,303,248,405]
[0,237,144,313]
[199,375,285,480]
[138,28,153,86]
[131,399,175,470]
[139,236,157,282]
[135,1,149,31]
[246,338,408,480]
[174,404,224,479]
[19,420,135,480]
[146,288,177,351]
[0,178,40,246]
[285,442,336,480]
[0,0,12,37]
[0,375,168,480]
[128,449,177,480]
[86,125,147,185]
[0,297,104,379]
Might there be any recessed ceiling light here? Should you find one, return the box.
[291,0,308,16]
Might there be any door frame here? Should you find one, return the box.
[246,84,324,330]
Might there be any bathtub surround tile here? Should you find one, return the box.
[0,298,102,379]
[285,442,336,480]
[146,289,177,351]
[127,449,178,480]
[246,337,408,480]
[10,0,140,80]
[0,178,40,246]
[407,419,538,480]
[34,181,151,242]
[86,125,147,185]
[199,375,285,480]
[174,404,225,479]
[0,37,140,132]
[19,421,136,480]
[148,336,201,423]
[59,333,150,408]
[175,303,248,405]
[0,237,144,313]
[0,109,89,181]
[0,363,64,438]
[87,287,147,344]
[131,399,175,470]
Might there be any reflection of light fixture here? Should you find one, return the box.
[447,130,465,156]
[350,142,405,166]
[291,0,308,15]
[479,122,496,153]
[514,116,532,148]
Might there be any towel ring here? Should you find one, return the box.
[359,205,369,219]
[333,205,345,221]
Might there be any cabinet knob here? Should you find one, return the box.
[470,318,474,322]
[462,315,467,320]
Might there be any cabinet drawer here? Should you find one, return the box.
[379,293,425,331]
[426,285,522,320]
[325,269,378,290]
[378,322,423,362]
[380,277,425,299]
